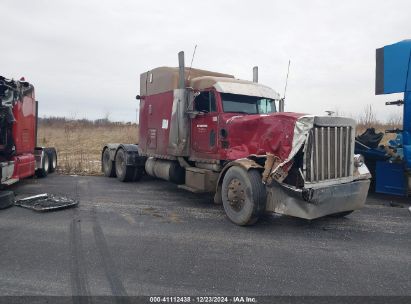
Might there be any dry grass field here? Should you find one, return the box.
[38,121,138,175]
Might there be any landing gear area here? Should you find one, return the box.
[102,146,144,182]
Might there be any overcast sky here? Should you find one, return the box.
[1,0,410,122]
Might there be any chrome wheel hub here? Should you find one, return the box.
[227,178,246,212]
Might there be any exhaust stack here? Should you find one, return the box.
[279,99,285,112]
[253,66,258,83]
[167,51,190,156]
[178,51,185,89]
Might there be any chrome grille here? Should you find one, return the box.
[305,126,353,182]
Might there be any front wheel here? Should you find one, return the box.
[222,167,266,226]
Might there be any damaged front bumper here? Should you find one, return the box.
[266,179,370,220]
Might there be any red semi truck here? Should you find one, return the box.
[102,52,371,225]
[0,76,57,208]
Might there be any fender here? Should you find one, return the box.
[214,158,263,204]
[118,144,146,166]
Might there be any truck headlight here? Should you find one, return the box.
[354,154,364,167]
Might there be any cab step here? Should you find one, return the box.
[178,167,219,193]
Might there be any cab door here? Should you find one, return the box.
[191,90,219,155]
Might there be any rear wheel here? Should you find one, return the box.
[102,148,116,177]
[222,166,266,226]
[115,148,135,182]
[36,151,49,178]
[46,148,57,173]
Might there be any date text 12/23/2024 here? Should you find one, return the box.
[149,296,257,303]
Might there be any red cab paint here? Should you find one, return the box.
[0,76,57,185]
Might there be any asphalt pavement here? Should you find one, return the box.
[0,174,410,297]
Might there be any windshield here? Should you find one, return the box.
[221,93,277,114]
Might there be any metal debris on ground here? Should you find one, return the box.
[383,201,405,208]
[15,193,79,212]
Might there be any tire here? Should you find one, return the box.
[328,210,354,218]
[115,148,135,182]
[36,151,49,178]
[46,148,57,173]
[102,148,116,177]
[0,191,14,210]
[221,167,266,226]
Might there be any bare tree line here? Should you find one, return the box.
[39,105,401,132]
[38,116,137,127]
[356,104,402,130]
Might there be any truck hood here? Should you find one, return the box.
[222,112,314,161]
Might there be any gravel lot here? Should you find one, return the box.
[0,174,410,297]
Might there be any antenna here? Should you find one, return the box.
[187,45,197,81]
[278,60,290,112]
[283,59,291,99]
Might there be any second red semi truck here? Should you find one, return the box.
[102,52,371,225]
